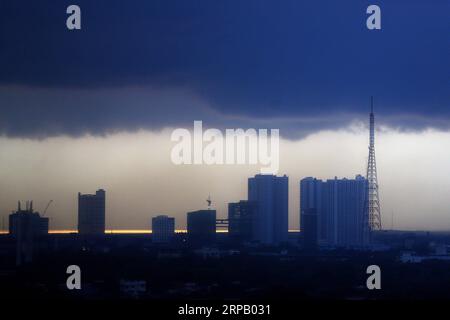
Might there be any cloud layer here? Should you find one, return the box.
[0,0,449,137]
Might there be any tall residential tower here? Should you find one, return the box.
[248,174,288,245]
[300,175,367,247]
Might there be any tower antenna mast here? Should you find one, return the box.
[364,96,382,243]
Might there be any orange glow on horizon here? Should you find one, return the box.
[1,229,300,235]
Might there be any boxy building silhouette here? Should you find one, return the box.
[300,175,367,247]
[248,174,289,245]
[78,189,106,235]
[187,209,216,244]
[152,215,175,243]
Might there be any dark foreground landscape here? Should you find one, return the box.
[2,231,450,301]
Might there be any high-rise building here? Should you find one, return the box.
[9,201,49,237]
[248,174,288,245]
[300,177,323,242]
[9,201,49,265]
[301,208,318,250]
[228,200,257,242]
[78,189,105,235]
[152,215,175,243]
[300,175,367,247]
[187,209,216,243]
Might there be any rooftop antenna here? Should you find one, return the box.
[206,195,212,209]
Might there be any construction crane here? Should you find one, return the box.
[42,200,53,217]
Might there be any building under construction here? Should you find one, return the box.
[9,201,49,237]
[8,201,49,265]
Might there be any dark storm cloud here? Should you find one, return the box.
[0,0,448,137]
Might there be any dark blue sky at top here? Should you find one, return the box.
[0,0,448,137]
